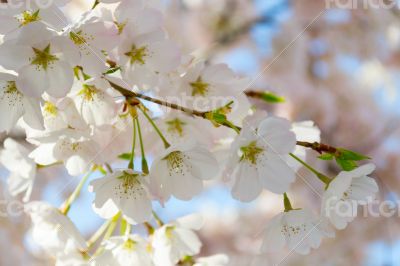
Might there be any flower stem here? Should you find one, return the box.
[289,153,331,185]
[152,211,164,226]
[124,221,131,236]
[90,213,121,258]
[144,222,155,235]
[104,163,113,173]
[128,115,137,170]
[104,213,120,239]
[87,219,113,249]
[136,118,149,174]
[283,193,293,212]
[61,171,92,214]
[139,106,170,148]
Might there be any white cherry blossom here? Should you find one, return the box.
[170,61,251,124]
[152,214,203,266]
[93,235,153,266]
[89,170,153,224]
[0,72,44,132]
[118,29,181,89]
[25,201,87,255]
[55,241,90,266]
[260,209,333,255]
[41,95,87,132]
[322,163,378,230]
[66,19,119,76]
[226,116,296,202]
[194,254,229,266]
[70,77,117,127]
[0,0,70,35]
[149,140,219,202]
[0,22,79,98]
[29,129,97,176]
[0,138,36,202]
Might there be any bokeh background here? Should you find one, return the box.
[1,0,400,265]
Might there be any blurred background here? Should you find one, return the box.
[2,0,400,265]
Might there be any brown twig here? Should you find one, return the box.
[108,80,340,153]
[296,141,338,154]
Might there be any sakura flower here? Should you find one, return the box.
[322,163,378,230]
[152,214,203,266]
[118,29,180,88]
[226,116,296,202]
[41,96,87,132]
[260,209,333,255]
[0,22,79,98]
[25,201,87,255]
[0,0,70,35]
[194,254,229,266]
[170,61,251,124]
[149,140,219,202]
[70,77,117,127]
[66,19,119,76]
[147,112,214,148]
[89,170,152,224]
[0,138,36,202]
[55,241,90,266]
[29,129,97,176]
[0,72,44,132]
[93,235,153,266]
[111,0,163,37]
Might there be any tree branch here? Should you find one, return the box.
[108,80,339,153]
[295,141,338,154]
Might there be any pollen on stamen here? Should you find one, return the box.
[163,151,191,177]
[114,172,145,200]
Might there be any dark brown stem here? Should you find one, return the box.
[108,80,339,153]
[244,90,263,99]
[296,141,338,154]
[108,81,207,118]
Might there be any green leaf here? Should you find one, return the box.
[335,158,357,171]
[261,92,285,103]
[318,153,334,160]
[118,153,131,160]
[337,148,370,161]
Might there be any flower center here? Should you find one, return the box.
[240,141,264,164]
[30,44,58,71]
[123,238,137,251]
[69,30,94,46]
[165,226,175,239]
[71,142,81,152]
[1,81,23,107]
[125,45,148,65]
[281,223,307,237]
[190,77,209,96]
[163,151,190,176]
[166,118,186,137]
[18,10,40,26]
[115,171,145,200]
[342,186,353,200]
[43,101,58,117]
[79,85,98,101]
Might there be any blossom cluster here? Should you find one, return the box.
[0,0,380,264]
